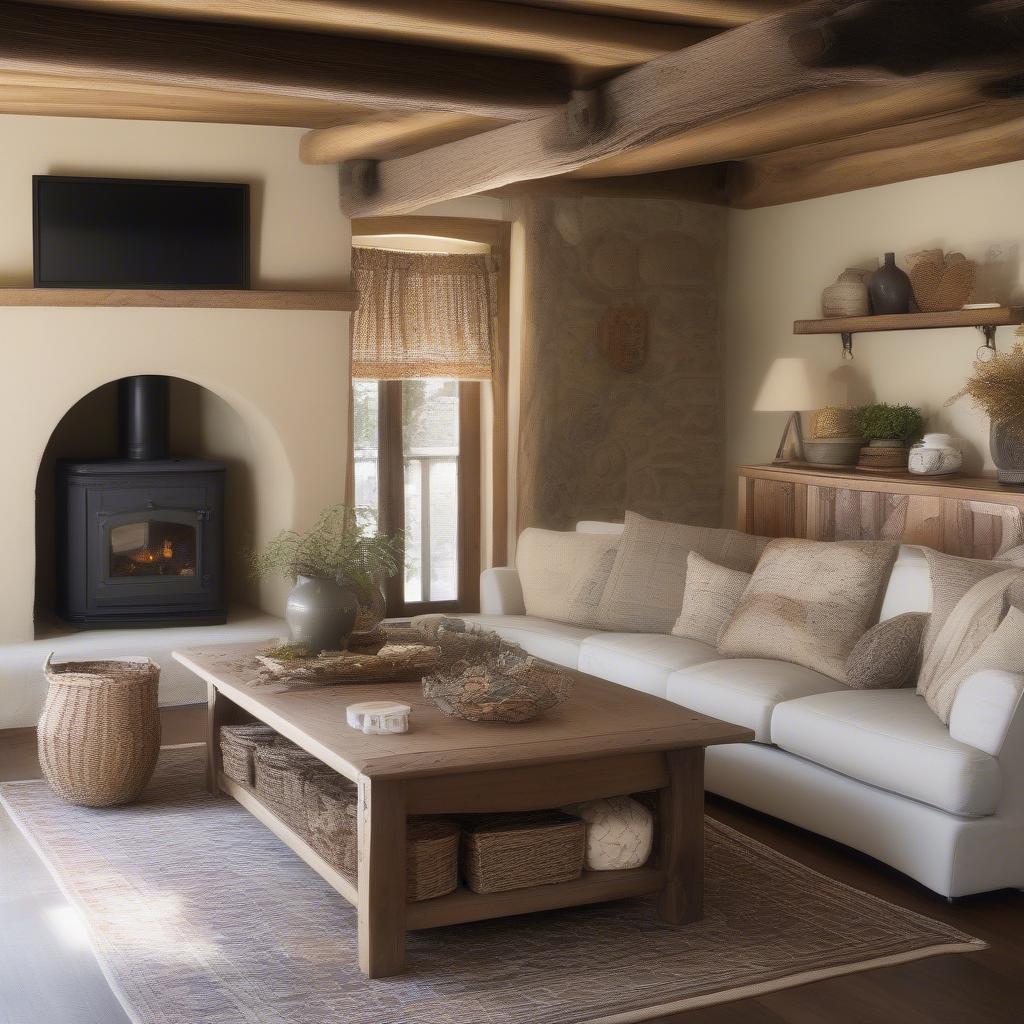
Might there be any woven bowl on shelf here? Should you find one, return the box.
[423,649,574,724]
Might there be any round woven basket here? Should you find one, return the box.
[38,655,161,807]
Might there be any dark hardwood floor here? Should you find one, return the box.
[2,707,1021,1023]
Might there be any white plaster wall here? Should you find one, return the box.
[0,115,352,650]
[723,159,1024,522]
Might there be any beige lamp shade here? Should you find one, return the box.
[754,358,822,412]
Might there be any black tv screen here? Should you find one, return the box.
[33,175,250,289]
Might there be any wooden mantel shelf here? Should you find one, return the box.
[0,288,358,311]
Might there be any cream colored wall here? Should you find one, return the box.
[723,159,1024,523]
[0,115,353,645]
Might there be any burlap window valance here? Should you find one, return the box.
[351,247,498,380]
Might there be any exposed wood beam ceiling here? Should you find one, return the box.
[3,1,1023,210]
[0,1,573,118]
[502,1,797,29]
[29,0,715,73]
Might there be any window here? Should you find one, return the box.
[353,378,480,615]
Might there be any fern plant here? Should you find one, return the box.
[855,403,925,443]
[250,505,402,600]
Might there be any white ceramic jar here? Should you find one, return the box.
[908,434,963,476]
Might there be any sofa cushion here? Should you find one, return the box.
[457,614,596,669]
[578,633,721,698]
[595,511,769,634]
[771,689,1000,817]
[879,545,932,620]
[666,658,845,743]
[718,538,898,683]
[515,528,618,628]
[844,612,929,690]
[918,549,1023,722]
[672,552,751,646]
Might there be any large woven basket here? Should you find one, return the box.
[38,654,161,807]
[253,741,333,832]
[407,818,459,901]
[461,811,585,894]
[220,724,278,787]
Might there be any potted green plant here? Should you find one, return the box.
[951,339,1024,483]
[855,403,925,448]
[250,505,403,654]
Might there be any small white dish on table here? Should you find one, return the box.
[346,700,411,734]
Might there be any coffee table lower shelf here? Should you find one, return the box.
[219,772,666,930]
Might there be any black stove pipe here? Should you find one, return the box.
[118,375,170,461]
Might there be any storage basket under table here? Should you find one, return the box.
[219,724,278,787]
[461,811,586,894]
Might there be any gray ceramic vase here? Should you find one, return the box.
[285,574,358,654]
[868,252,913,315]
[991,421,1024,485]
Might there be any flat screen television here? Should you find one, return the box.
[33,175,250,289]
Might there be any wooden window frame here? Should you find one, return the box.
[377,379,481,618]
[352,215,512,569]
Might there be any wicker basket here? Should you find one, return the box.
[407,818,459,901]
[220,724,278,787]
[461,811,586,894]
[37,655,161,807]
[252,742,328,832]
[305,774,359,877]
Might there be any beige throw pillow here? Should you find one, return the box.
[595,511,769,634]
[931,605,1024,718]
[672,553,751,646]
[718,538,899,683]
[917,549,1024,722]
[845,612,929,690]
[516,528,618,627]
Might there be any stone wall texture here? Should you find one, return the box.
[513,196,727,532]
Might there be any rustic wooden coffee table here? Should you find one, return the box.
[174,642,752,978]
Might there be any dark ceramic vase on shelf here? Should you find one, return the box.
[868,253,913,315]
[991,420,1024,485]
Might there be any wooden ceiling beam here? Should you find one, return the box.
[30,0,715,72]
[509,1,796,29]
[0,0,572,118]
[729,111,1024,208]
[0,69,377,126]
[336,3,899,216]
[568,75,1001,178]
[300,113,501,164]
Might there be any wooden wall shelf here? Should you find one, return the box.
[794,307,1024,358]
[0,288,359,311]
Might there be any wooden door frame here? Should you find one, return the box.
[351,215,512,569]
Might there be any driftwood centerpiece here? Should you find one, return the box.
[256,642,439,686]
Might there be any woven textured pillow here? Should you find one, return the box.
[917,549,1024,722]
[671,552,751,646]
[932,605,1024,719]
[595,511,769,634]
[718,538,899,683]
[845,612,930,690]
[515,528,618,628]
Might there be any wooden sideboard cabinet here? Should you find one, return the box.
[737,465,1024,559]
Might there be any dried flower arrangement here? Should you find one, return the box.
[949,338,1024,443]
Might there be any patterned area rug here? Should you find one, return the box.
[1,747,982,1024]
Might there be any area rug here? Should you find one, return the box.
[1,746,983,1024]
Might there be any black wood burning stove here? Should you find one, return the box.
[56,376,226,627]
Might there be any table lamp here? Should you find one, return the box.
[754,358,820,464]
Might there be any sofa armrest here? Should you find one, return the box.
[949,669,1024,757]
[480,567,525,616]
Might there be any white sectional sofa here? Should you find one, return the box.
[465,522,1024,899]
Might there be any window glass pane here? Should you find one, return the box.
[352,380,380,529]
[402,380,460,604]
[110,519,196,578]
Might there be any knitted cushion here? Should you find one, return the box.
[671,552,751,646]
[718,538,898,683]
[515,528,618,628]
[595,511,769,634]
[845,612,930,690]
